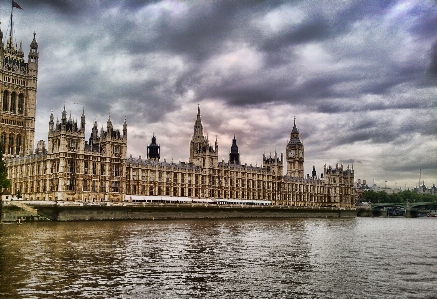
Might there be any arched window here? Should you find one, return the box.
[18,94,24,114]
[1,133,6,153]
[15,135,21,155]
[2,91,9,111]
[10,92,16,113]
[8,135,14,155]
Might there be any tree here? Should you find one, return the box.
[0,144,11,197]
[0,144,11,221]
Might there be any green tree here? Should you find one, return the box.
[361,190,380,203]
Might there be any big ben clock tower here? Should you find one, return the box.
[286,117,304,178]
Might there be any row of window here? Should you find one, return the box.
[0,133,22,155]
[3,76,26,86]
[13,180,121,194]
[1,118,24,126]
[2,90,25,114]
[10,160,122,177]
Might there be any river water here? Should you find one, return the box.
[1,217,436,299]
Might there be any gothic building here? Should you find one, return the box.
[6,106,127,202]
[0,27,38,157]
[3,25,355,209]
[229,135,240,165]
[147,135,160,160]
[5,105,355,208]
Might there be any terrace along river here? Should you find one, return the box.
[1,218,436,299]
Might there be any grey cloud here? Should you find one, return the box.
[13,0,436,187]
[338,159,362,164]
[428,39,437,78]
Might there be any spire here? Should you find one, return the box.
[18,41,23,57]
[292,116,299,134]
[147,134,160,160]
[30,31,38,50]
[49,110,54,131]
[61,105,67,122]
[193,104,204,137]
[107,113,113,133]
[80,107,86,132]
[123,117,127,139]
[229,135,240,165]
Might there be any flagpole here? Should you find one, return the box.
[10,2,13,40]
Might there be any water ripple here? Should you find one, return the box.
[1,218,437,298]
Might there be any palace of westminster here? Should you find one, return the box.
[1,26,355,209]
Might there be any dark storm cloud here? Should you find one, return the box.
[7,0,435,186]
[339,159,363,164]
[16,0,99,18]
[428,39,437,78]
[410,8,437,39]
[384,159,437,173]
[259,16,330,53]
[109,1,279,61]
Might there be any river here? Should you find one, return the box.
[1,218,436,299]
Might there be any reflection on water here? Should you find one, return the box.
[1,218,437,298]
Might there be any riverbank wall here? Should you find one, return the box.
[1,202,356,222]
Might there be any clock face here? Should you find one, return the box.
[288,150,295,158]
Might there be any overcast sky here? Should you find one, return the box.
[2,0,436,189]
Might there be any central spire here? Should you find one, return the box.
[292,116,299,134]
[194,104,203,137]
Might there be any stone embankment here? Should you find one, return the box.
[1,201,356,222]
[0,201,50,222]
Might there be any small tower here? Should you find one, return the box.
[80,107,86,133]
[286,117,304,178]
[123,118,127,140]
[0,26,39,156]
[49,111,54,132]
[229,135,240,165]
[312,165,317,179]
[106,114,113,135]
[147,134,160,160]
[189,105,218,168]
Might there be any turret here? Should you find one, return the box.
[28,32,38,64]
[49,111,54,131]
[229,135,240,165]
[80,107,85,133]
[147,134,160,160]
[123,118,127,139]
[106,114,113,136]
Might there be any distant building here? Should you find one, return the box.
[415,182,437,195]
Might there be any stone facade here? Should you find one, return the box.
[0,28,38,157]
[5,105,355,209]
[6,107,127,202]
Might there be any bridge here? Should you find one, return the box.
[370,202,437,217]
